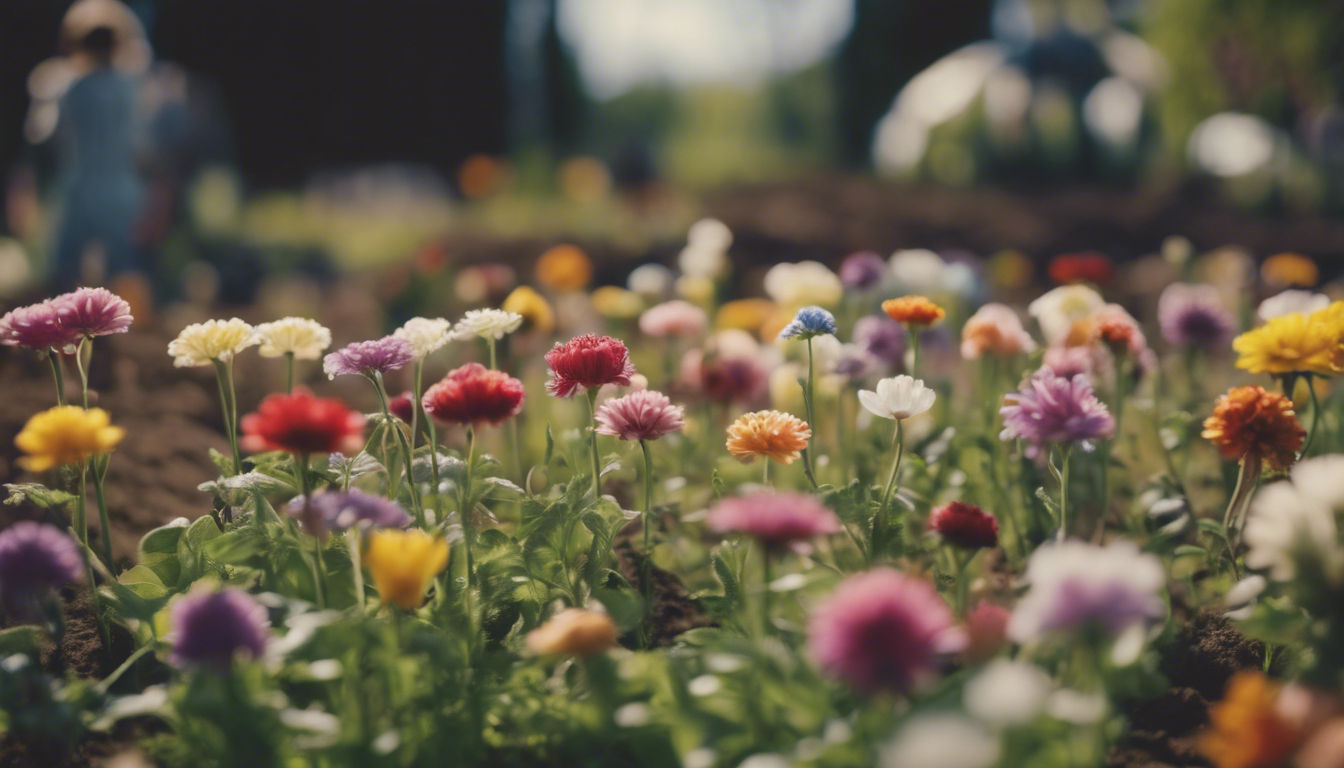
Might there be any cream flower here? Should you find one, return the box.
[858,375,937,421]
[1244,455,1344,584]
[451,308,523,341]
[1028,285,1106,346]
[393,317,452,359]
[168,319,258,367]
[889,249,949,295]
[1257,289,1331,322]
[880,714,1000,768]
[253,317,331,359]
[763,261,843,308]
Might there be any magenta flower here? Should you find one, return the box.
[323,336,415,379]
[168,588,269,671]
[53,287,133,339]
[706,492,841,553]
[808,568,964,695]
[999,371,1115,457]
[0,300,82,352]
[1157,283,1235,348]
[287,489,411,540]
[544,334,637,398]
[0,522,83,617]
[595,390,685,441]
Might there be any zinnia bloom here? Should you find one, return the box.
[450,308,523,341]
[594,390,684,441]
[168,318,259,367]
[240,389,366,455]
[726,410,811,464]
[858,375,936,421]
[0,299,83,353]
[706,491,841,552]
[535,244,593,291]
[928,501,999,550]
[999,371,1115,457]
[393,317,452,359]
[525,608,619,656]
[778,306,838,341]
[1202,385,1305,472]
[288,489,411,540]
[422,363,525,426]
[1261,252,1319,289]
[961,303,1035,359]
[1007,540,1164,642]
[0,522,83,616]
[1199,672,1301,768]
[323,336,415,379]
[1233,310,1344,377]
[639,300,707,339]
[1048,251,1113,285]
[363,529,450,610]
[53,287,133,339]
[882,296,945,327]
[253,317,332,359]
[544,334,637,398]
[1158,283,1235,348]
[15,406,125,471]
[808,568,962,695]
[168,588,269,670]
[501,286,556,334]
[839,251,887,290]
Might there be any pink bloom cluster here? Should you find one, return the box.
[706,492,841,552]
[595,390,684,441]
[0,287,132,353]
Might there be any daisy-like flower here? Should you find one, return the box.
[706,491,841,552]
[535,244,593,292]
[0,299,83,353]
[881,296,945,327]
[839,251,887,290]
[1258,289,1330,322]
[594,390,684,442]
[240,388,365,455]
[880,714,1001,768]
[999,371,1115,457]
[450,308,523,341]
[1007,539,1165,643]
[1234,309,1344,377]
[808,568,963,695]
[323,336,415,379]
[544,334,637,398]
[763,261,843,307]
[52,287,133,339]
[1243,455,1344,583]
[639,300,707,339]
[362,529,450,610]
[1158,283,1236,348]
[859,375,936,421]
[961,303,1036,359]
[168,318,258,367]
[287,489,411,540]
[526,608,619,656]
[1202,385,1305,472]
[253,317,332,359]
[422,363,525,426]
[0,522,83,617]
[928,501,999,550]
[1199,672,1301,768]
[501,286,556,334]
[726,410,811,465]
[778,306,838,341]
[15,406,125,471]
[168,588,270,670]
[392,317,452,359]
[1028,285,1106,347]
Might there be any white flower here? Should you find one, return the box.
[680,244,729,280]
[688,217,733,251]
[1008,540,1165,644]
[451,309,523,342]
[880,714,1000,768]
[1224,575,1267,621]
[858,375,936,420]
[627,263,675,297]
[167,319,258,367]
[763,261,843,307]
[1028,285,1106,346]
[1244,455,1344,584]
[253,317,331,359]
[393,317,452,358]
[1257,289,1331,322]
[964,659,1053,726]
[889,249,949,294]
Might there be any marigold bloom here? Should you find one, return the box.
[240,388,365,455]
[53,287,133,339]
[323,336,415,379]
[535,244,592,291]
[961,303,1035,359]
[501,286,556,335]
[544,334,636,398]
[1203,386,1305,471]
[1234,310,1344,377]
[0,299,83,353]
[706,491,841,552]
[0,522,83,616]
[1048,251,1113,285]
[526,608,619,656]
[639,300,707,339]
[1199,672,1301,768]
[882,296,945,327]
[928,501,999,550]
[1261,252,1319,289]
[392,317,452,359]
[726,410,811,465]
[168,588,269,671]
[15,406,125,472]
[422,363,525,426]
[594,390,684,441]
[363,529,450,610]
[253,317,331,359]
[168,318,258,367]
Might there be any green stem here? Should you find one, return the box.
[75,338,90,409]
[762,460,770,486]
[90,457,114,569]
[76,462,89,549]
[298,455,326,609]
[1058,446,1072,542]
[48,352,66,407]
[461,427,477,597]
[953,550,971,617]
[870,421,904,563]
[761,546,773,638]
[487,338,498,371]
[639,439,655,647]
[1303,375,1321,457]
[284,351,295,394]
[909,330,921,378]
[799,337,819,487]
[585,388,602,499]
[347,528,366,610]
[211,359,243,476]
[372,372,423,525]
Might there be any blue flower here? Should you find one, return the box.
[779,306,837,340]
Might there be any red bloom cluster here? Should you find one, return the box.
[1049,251,1113,286]
[928,501,999,550]
[241,389,365,455]
[388,391,416,424]
[544,334,636,398]
[423,363,525,426]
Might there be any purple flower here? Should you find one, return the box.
[999,371,1115,457]
[839,251,887,290]
[53,288,133,339]
[1157,283,1235,348]
[0,300,82,352]
[323,336,415,379]
[1008,540,1165,642]
[832,343,880,380]
[286,489,411,540]
[0,522,83,616]
[168,588,269,671]
[852,315,906,367]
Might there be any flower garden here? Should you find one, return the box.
[1,241,1342,768]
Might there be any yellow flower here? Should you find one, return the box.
[501,286,556,335]
[167,318,258,367]
[675,275,716,305]
[525,609,618,656]
[1233,308,1344,377]
[1261,252,1319,289]
[590,286,644,320]
[1199,672,1300,768]
[16,406,125,472]
[253,317,331,360]
[363,530,449,611]
[716,299,777,335]
[535,244,592,292]
[726,410,811,465]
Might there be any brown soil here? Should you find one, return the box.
[612,531,716,648]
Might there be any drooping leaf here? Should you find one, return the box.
[3,483,77,510]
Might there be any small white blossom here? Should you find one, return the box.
[763,261,842,307]
[1244,455,1344,584]
[889,249,949,294]
[964,659,1052,726]
[1257,289,1331,322]
[858,375,937,421]
[167,319,258,367]
[880,714,1000,768]
[393,317,452,358]
[254,317,331,359]
[451,308,523,342]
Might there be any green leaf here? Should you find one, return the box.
[204,527,270,567]
[3,483,77,510]
[0,626,42,657]
[544,424,555,467]
[711,552,739,609]
[138,519,190,556]
[1172,545,1207,558]
[592,587,644,631]
[207,448,235,477]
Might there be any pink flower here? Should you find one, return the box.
[639,300,707,338]
[928,501,999,550]
[808,569,963,695]
[961,303,1035,359]
[594,390,684,441]
[0,300,82,352]
[706,492,841,553]
[680,349,769,404]
[544,334,637,398]
[963,602,1011,663]
[53,287,133,339]
[1041,346,1097,380]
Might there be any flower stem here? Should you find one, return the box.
[870,420,904,563]
[908,330,921,378]
[346,528,366,610]
[487,338,498,371]
[760,546,773,638]
[47,352,66,406]
[639,439,655,647]
[297,455,326,609]
[75,338,90,409]
[284,352,295,394]
[1057,446,1072,542]
[1303,375,1321,457]
[372,372,423,526]
[585,388,602,499]
[799,337,819,488]
[90,456,114,569]
[211,359,243,476]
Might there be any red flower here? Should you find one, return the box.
[928,501,999,550]
[1049,251,1113,286]
[423,363,525,426]
[544,334,636,398]
[388,391,416,424]
[240,388,365,455]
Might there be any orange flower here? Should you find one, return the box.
[726,410,811,465]
[1262,253,1319,289]
[882,296,945,327]
[535,244,592,292]
[1199,672,1300,768]
[1202,386,1305,471]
